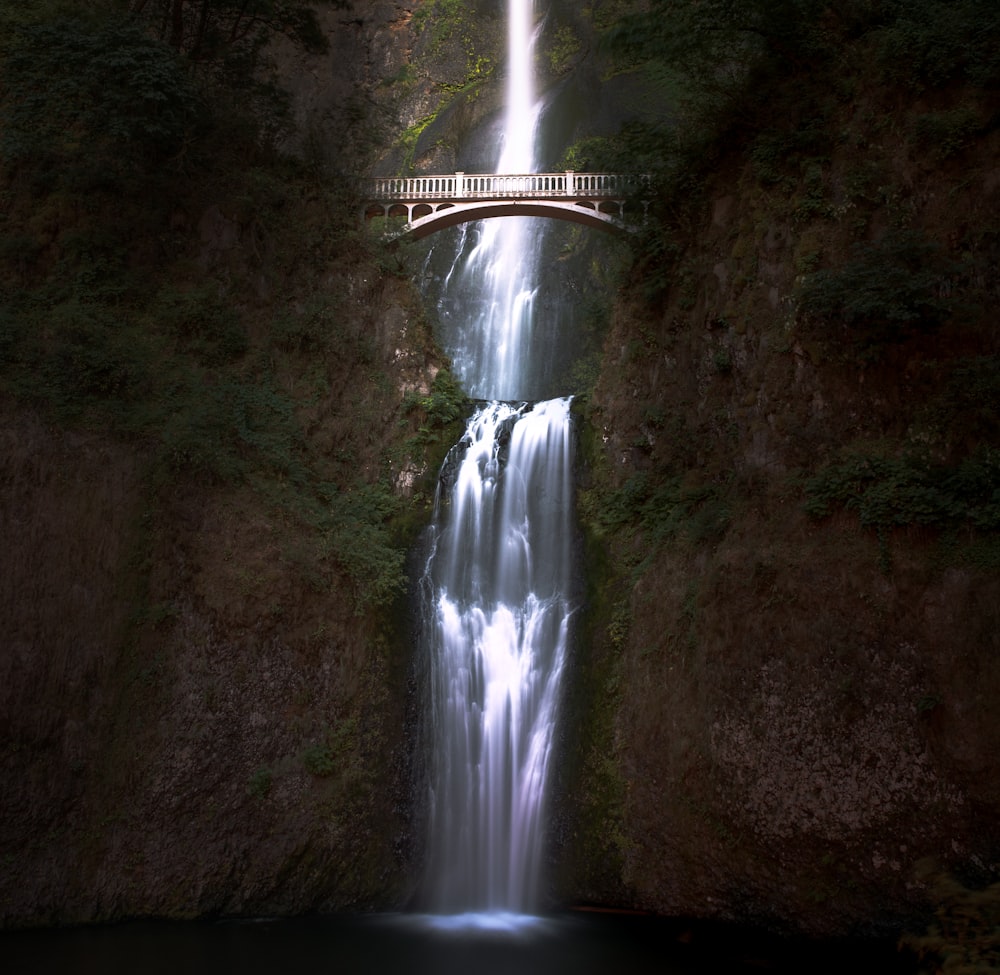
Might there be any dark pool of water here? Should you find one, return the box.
[4,910,915,975]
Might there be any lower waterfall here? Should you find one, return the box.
[420,398,575,913]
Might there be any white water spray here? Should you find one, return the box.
[422,0,575,914]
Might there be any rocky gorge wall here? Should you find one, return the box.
[0,277,442,925]
[0,1,456,927]
[553,53,1000,939]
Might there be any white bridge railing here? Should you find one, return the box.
[366,171,640,201]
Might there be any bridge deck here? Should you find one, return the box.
[362,172,646,238]
[365,172,640,203]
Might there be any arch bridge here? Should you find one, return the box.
[362,171,645,239]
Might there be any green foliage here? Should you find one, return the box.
[0,2,349,166]
[875,0,1000,90]
[159,378,305,483]
[0,294,152,421]
[712,349,733,375]
[586,0,637,33]
[796,231,958,349]
[128,0,342,59]
[913,108,982,161]
[560,136,617,173]
[750,114,833,186]
[418,369,468,426]
[0,17,202,170]
[247,766,273,799]
[607,601,632,651]
[607,0,999,99]
[0,5,420,622]
[412,0,464,46]
[151,286,248,365]
[270,295,344,355]
[586,472,730,552]
[0,280,406,610]
[301,717,359,778]
[397,112,439,172]
[805,450,1000,549]
[547,25,581,76]
[410,0,495,89]
[602,0,998,306]
[302,741,336,776]
[928,357,1000,444]
[322,483,407,608]
[0,0,114,34]
[605,0,835,98]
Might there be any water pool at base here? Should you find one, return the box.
[4,911,916,975]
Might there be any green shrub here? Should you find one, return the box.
[796,231,958,348]
[151,286,248,365]
[805,450,1000,534]
[876,0,1000,89]
[270,297,342,355]
[914,108,982,160]
[301,718,359,778]
[805,448,1000,571]
[589,472,730,551]
[302,742,336,777]
[322,483,407,608]
[547,25,581,76]
[750,118,833,186]
[932,357,1000,443]
[247,767,273,799]
[418,369,468,426]
[713,349,733,374]
[0,17,201,170]
[0,296,153,420]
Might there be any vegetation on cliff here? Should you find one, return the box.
[0,0,460,925]
[0,0,458,608]
[557,0,1000,943]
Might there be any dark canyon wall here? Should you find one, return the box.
[548,7,1000,943]
[0,1,449,926]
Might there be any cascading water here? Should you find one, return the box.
[420,0,575,915]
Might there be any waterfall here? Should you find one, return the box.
[421,0,575,915]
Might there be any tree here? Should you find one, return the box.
[0,16,201,170]
[605,0,837,101]
[126,0,348,60]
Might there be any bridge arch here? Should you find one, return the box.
[404,200,626,239]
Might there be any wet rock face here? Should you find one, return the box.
[268,2,420,165]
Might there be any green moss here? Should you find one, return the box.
[547,25,581,76]
[411,0,496,88]
[396,112,439,172]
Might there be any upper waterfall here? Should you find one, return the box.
[499,0,540,175]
